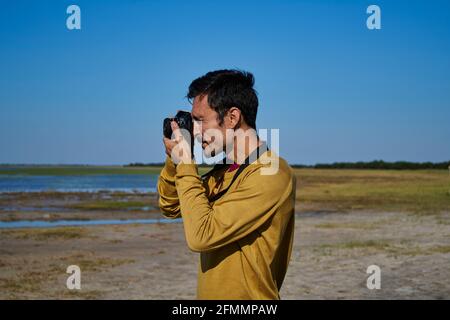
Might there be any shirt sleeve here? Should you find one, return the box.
[157,156,181,218]
[175,162,292,252]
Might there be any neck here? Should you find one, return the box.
[226,128,263,164]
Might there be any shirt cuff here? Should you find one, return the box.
[164,156,177,177]
[175,162,199,178]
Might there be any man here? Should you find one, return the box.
[157,69,296,300]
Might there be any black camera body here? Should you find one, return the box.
[163,110,194,155]
[163,111,193,139]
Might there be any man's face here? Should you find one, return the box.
[191,95,231,157]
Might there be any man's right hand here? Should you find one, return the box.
[163,121,193,164]
[163,121,178,157]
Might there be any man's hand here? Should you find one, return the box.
[163,120,178,157]
[163,121,193,164]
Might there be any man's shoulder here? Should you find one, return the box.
[244,150,294,186]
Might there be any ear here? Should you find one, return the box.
[226,107,241,129]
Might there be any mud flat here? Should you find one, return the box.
[1,210,449,299]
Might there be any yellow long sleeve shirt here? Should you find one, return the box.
[157,149,296,299]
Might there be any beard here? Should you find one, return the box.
[202,140,224,158]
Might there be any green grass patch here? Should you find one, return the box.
[314,221,383,230]
[2,227,95,240]
[68,200,152,211]
[319,240,392,250]
[295,168,450,214]
[69,257,135,272]
[428,245,450,254]
[313,239,450,257]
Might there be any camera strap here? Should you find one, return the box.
[202,142,269,202]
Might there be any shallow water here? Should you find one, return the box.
[0,174,158,193]
[0,218,182,229]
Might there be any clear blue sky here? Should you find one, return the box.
[1,0,449,165]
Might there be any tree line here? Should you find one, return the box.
[126,160,450,170]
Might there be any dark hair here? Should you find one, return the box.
[187,69,258,129]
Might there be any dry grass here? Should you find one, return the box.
[314,221,386,230]
[1,227,96,241]
[312,239,450,258]
[0,253,135,298]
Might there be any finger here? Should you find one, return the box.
[170,121,183,142]
[164,136,178,146]
[163,137,172,144]
[170,120,179,131]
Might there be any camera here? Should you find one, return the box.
[163,110,194,154]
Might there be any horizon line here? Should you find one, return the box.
[1,159,449,167]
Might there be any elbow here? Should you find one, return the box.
[157,180,180,218]
[186,239,207,253]
[158,197,180,219]
[185,235,213,253]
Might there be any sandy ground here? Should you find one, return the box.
[1,210,449,299]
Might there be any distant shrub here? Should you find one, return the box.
[292,160,450,170]
[124,160,450,170]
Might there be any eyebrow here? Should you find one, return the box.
[192,114,202,121]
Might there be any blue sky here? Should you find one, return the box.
[1,0,449,165]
